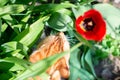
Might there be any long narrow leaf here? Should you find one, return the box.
[1,41,28,53]
[72,5,91,18]
[0,18,1,38]
[93,3,120,38]
[0,41,29,58]
[2,15,19,33]
[14,51,69,80]
[0,0,9,6]
[4,57,30,68]
[0,57,29,71]
[14,43,82,80]
[13,17,44,47]
[85,49,97,78]
[1,23,8,33]
[74,31,92,48]
[33,3,76,12]
[0,5,26,17]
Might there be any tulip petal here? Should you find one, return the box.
[75,9,106,41]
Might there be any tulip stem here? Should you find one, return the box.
[70,42,83,52]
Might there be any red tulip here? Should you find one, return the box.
[75,9,106,41]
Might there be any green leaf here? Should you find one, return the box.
[0,0,9,6]
[80,0,94,4]
[0,18,2,38]
[93,3,120,38]
[2,15,19,33]
[70,48,81,69]
[74,31,92,48]
[1,41,28,53]
[38,72,49,80]
[70,65,94,80]
[10,63,25,71]
[72,4,91,18]
[85,49,97,78]
[81,52,86,68]
[0,62,14,71]
[0,72,12,80]
[2,11,30,34]
[70,47,94,80]
[13,17,44,47]
[20,11,31,23]
[78,68,95,80]
[69,66,87,80]
[69,43,95,80]
[4,57,29,70]
[56,8,72,16]
[70,48,84,80]
[1,23,8,33]
[9,50,25,59]
[14,42,82,80]
[0,5,26,17]
[33,2,76,12]
[0,41,28,58]
[1,41,20,53]
[3,57,29,66]
[0,57,30,72]
[12,0,32,4]
[11,11,31,33]
[47,12,73,31]
[14,51,69,80]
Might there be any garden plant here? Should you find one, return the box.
[0,0,120,80]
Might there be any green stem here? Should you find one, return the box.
[70,42,83,52]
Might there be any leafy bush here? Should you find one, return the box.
[0,0,120,80]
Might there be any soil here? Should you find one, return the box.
[94,54,120,80]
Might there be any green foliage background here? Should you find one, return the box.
[0,0,120,80]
